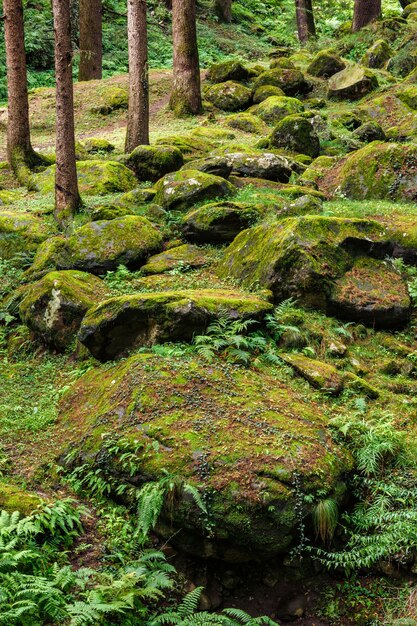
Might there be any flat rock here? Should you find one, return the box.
[225,152,292,182]
[328,66,378,100]
[78,289,273,360]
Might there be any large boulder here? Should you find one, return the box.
[35,160,137,196]
[180,156,233,179]
[256,96,304,125]
[253,69,310,96]
[19,270,109,349]
[217,216,393,311]
[126,145,184,182]
[361,40,391,69]
[269,116,320,158]
[141,244,211,275]
[352,121,386,143]
[253,85,285,104]
[328,257,411,329]
[28,216,163,276]
[91,86,128,114]
[0,211,53,261]
[328,66,378,100]
[225,113,269,134]
[307,50,346,78]
[154,170,234,211]
[205,81,252,111]
[182,201,263,243]
[58,353,351,560]
[328,142,417,201]
[78,290,273,360]
[225,152,292,181]
[207,59,251,84]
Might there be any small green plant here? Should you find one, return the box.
[312,498,339,545]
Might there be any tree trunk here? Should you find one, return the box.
[214,0,232,22]
[52,0,80,231]
[295,0,316,43]
[78,0,103,81]
[3,0,39,170]
[170,0,202,117]
[352,0,381,31]
[125,0,149,152]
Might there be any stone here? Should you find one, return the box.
[141,244,211,275]
[28,216,163,275]
[35,160,137,196]
[403,1,417,16]
[330,142,417,201]
[126,145,184,182]
[361,40,392,69]
[90,204,132,221]
[205,81,252,111]
[156,134,214,161]
[352,121,386,142]
[78,289,273,360]
[328,258,411,329]
[225,113,269,134]
[253,85,285,104]
[181,156,233,179]
[0,483,44,515]
[118,187,156,207]
[396,85,417,110]
[256,95,304,125]
[307,50,346,78]
[0,211,53,261]
[182,201,263,243]
[91,86,128,114]
[19,270,109,349]
[217,216,389,309]
[269,115,320,158]
[154,170,234,211]
[207,60,251,84]
[387,41,417,78]
[253,68,310,96]
[58,352,351,560]
[81,138,115,154]
[225,151,292,182]
[328,66,378,100]
[270,57,295,69]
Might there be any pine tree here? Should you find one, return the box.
[78,0,103,81]
[352,0,381,31]
[295,0,316,43]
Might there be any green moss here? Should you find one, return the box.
[253,85,285,104]
[154,169,235,211]
[328,66,378,100]
[0,210,54,261]
[257,96,304,125]
[225,113,269,134]
[35,160,138,196]
[205,81,253,112]
[141,244,212,275]
[82,138,115,154]
[361,39,392,69]
[307,50,346,78]
[207,59,251,84]
[182,201,264,243]
[281,353,344,394]
[126,145,184,182]
[91,86,128,114]
[270,115,320,158]
[0,482,44,515]
[253,68,309,96]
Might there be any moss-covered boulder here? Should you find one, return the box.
[0,483,44,515]
[218,216,389,310]
[141,244,211,275]
[253,85,285,104]
[180,156,233,179]
[28,216,163,275]
[206,59,251,84]
[396,85,417,110]
[225,113,269,134]
[328,258,411,329]
[352,121,386,142]
[330,142,417,201]
[81,138,115,154]
[205,81,252,112]
[19,270,109,349]
[126,145,184,182]
[90,204,132,221]
[182,201,263,243]
[387,41,417,78]
[58,353,351,560]
[307,50,346,78]
[257,96,304,125]
[270,57,295,69]
[35,161,137,196]
[253,69,310,96]
[0,211,53,261]
[269,116,320,158]
[226,151,292,182]
[118,187,156,208]
[403,2,417,17]
[361,40,392,69]
[328,66,378,100]
[156,134,214,161]
[78,290,273,360]
[154,170,234,211]
[92,86,128,114]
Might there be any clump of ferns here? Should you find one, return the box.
[312,498,339,547]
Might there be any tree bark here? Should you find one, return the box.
[3,0,39,170]
[214,0,232,22]
[125,0,149,152]
[352,0,381,31]
[170,0,202,117]
[52,0,80,231]
[295,0,316,44]
[78,0,103,81]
